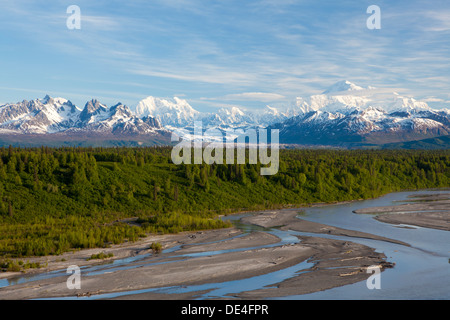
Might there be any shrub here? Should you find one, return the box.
[149,242,162,254]
[87,252,114,261]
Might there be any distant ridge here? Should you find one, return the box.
[1,81,449,148]
[381,135,450,150]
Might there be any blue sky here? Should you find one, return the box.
[0,0,449,111]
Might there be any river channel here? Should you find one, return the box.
[1,189,449,300]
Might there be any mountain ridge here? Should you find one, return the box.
[0,81,449,148]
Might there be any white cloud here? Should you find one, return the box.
[422,97,445,103]
[212,92,286,102]
[423,10,450,31]
[127,62,260,87]
[81,15,122,31]
[2,0,450,109]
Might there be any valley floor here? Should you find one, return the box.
[0,192,448,300]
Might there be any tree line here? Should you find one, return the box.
[0,146,448,258]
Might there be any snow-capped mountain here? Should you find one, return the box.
[133,96,294,130]
[270,81,450,145]
[201,106,257,128]
[0,96,164,138]
[132,96,292,141]
[321,80,366,94]
[0,81,449,147]
[72,100,162,135]
[0,95,80,134]
[134,96,200,127]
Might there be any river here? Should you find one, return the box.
[285,189,450,299]
[1,189,449,300]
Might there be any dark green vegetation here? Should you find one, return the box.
[381,135,450,150]
[1,259,42,272]
[87,252,114,261]
[149,242,162,254]
[0,146,448,258]
[0,133,171,148]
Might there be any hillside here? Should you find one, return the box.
[381,135,450,150]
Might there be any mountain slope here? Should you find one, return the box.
[381,135,450,149]
[271,81,450,146]
[134,96,200,127]
[322,80,365,94]
[0,96,170,147]
[0,96,164,135]
[0,95,81,134]
[1,82,449,148]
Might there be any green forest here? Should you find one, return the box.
[0,146,448,258]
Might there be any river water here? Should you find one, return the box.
[285,189,450,300]
[1,190,449,300]
[223,189,449,299]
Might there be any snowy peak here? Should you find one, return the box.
[0,96,163,136]
[77,100,162,134]
[216,106,247,124]
[110,103,133,118]
[290,81,439,117]
[1,82,448,148]
[40,94,53,104]
[79,99,108,122]
[219,106,245,117]
[135,96,199,116]
[322,80,365,95]
[0,95,82,133]
[271,82,450,145]
[135,96,161,116]
[135,96,200,127]
[263,105,279,116]
[385,95,432,114]
[39,94,76,111]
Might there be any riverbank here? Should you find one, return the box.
[2,190,449,300]
[353,193,450,231]
[0,209,398,300]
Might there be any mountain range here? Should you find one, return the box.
[0,95,170,147]
[270,80,450,147]
[0,80,449,148]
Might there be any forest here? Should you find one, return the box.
[0,145,448,258]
